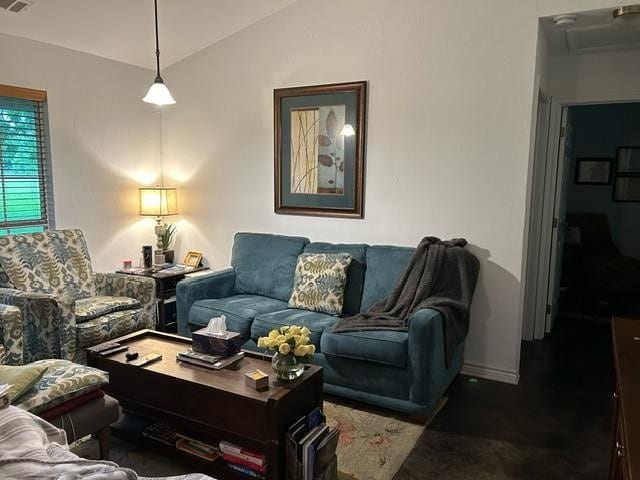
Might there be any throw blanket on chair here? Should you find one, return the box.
[0,406,214,480]
[333,236,480,366]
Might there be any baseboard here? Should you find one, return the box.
[461,363,519,385]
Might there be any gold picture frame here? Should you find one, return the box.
[183,250,203,267]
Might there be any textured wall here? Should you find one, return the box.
[162,0,622,379]
[0,33,161,271]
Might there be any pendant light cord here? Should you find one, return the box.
[153,0,162,81]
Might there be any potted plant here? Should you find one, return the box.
[257,325,315,381]
[161,223,176,263]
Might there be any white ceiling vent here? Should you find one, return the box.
[0,0,33,14]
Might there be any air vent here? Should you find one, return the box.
[0,0,33,13]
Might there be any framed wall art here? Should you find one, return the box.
[574,158,612,185]
[274,81,367,218]
[613,146,640,202]
[615,147,640,174]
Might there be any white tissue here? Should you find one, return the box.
[206,315,227,336]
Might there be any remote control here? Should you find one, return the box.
[129,352,162,367]
[99,345,129,356]
[91,342,121,353]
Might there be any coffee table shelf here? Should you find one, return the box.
[88,329,323,479]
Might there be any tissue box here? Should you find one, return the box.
[192,328,243,357]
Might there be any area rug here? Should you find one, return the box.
[327,399,446,480]
[81,398,445,480]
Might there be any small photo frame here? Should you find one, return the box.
[183,250,203,267]
[615,147,640,174]
[575,158,612,185]
[613,177,640,202]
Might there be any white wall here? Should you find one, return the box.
[0,33,161,271]
[162,0,620,381]
[548,48,640,98]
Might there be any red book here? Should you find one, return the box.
[222,453,268,474]
[219,441,266,463]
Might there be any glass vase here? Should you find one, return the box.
[271,352,305,381]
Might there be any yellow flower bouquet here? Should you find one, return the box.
[257,325,316,357]
[257,325,315,380]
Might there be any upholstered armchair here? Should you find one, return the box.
[0,304,23,366]
[0,229,156,363]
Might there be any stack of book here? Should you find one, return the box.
[176,349,244,370]
[220,440,267,479]
[176,433,219,462]
[0,384,10,409]
[141,420,177,446]
[287,407,339,480]
[142,421,219,462]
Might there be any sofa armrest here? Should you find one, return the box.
[0,289,76,362]
[176,269,236,337]
[407,308,462,406]
[93,273,157,329]
[0,304,23,365]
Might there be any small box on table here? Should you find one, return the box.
[192,328,243,357]
[245,369,269,391]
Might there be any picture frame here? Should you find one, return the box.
[183,250,203,267]
[613,177,640,202]
[615,147,640,174]
[574,158,612,185]
[274,81,367,218]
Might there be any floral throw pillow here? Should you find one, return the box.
[14,359,109,414]
[288,253,352,315]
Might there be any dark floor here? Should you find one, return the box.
[108,313,617,480]
[395,314,616,480]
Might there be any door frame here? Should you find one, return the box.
[521,90,640,340]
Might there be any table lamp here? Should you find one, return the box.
[139,187,178,252]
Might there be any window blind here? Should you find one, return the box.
[0,90,54,235]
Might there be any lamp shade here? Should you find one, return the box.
[142,80,176,106]
[139,187,178,216]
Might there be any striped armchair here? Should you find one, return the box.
[0,229,156,364]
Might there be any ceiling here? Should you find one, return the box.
[0,0,299,69]
[541,6,640,56]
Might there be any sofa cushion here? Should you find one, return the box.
[251,309,338,349]
[231,233,309,302]
[75,308,145,348]
[303,242,368,315]
[360,245,414,312]
[289,253,352,315]
[14,359,109,414]
[0,364,48,403]
[75,296,141,323]
[321,328,408,369]
[189,295,289,339]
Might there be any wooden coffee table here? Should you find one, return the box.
[87,329,323,479]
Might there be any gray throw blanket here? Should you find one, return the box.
[333,237,480,366]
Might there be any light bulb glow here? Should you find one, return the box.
[143,81,176,106]
[340,124,356,136]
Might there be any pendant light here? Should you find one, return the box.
[143,0,175,105]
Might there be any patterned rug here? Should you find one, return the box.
[327,399,445,480]
[80,398,444,480]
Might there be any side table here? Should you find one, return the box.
[117,266,209,332]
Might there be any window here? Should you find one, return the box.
[0,85,54,235]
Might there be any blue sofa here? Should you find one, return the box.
[176,233,465,416]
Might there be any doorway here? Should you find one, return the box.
[558,102,640,321]
[525,98,640,339]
